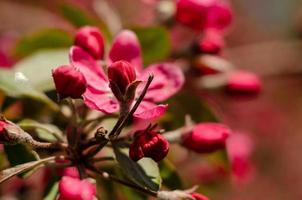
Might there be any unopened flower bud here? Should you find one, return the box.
[191,192,209,200]
[0,119,9,142]
[108,60,136,98]
[226,70,262,94]
[129,128,169,162]
[181,123,231,153]
[198,29,224,55]
[74,26,105,60]
[52,65,87,99]
[176,0,212,30]
[58,176,96,200]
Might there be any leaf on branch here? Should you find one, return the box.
[132,26,171,65]
[113,146,162,191]
[0,156,55,184]
[0,68,59,110]
[18,119,63,142]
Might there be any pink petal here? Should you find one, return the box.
[69,46,108,92]
[83,87,119,114]
[134,101,168,120]
[108,30,143,73]
[138,63,184,102]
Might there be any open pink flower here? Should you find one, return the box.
[70,29,184,120]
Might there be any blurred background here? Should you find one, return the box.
[1,0,302,199]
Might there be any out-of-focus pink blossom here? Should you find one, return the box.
[226,133,254,184]
[74,26,105,60]
[226,70,262,94]
[176,0,214,30]
[129,128,169,162]
[70,29,184,120]
[108,30,143,73]
[62,167,80,179]
[198,29,225,54]
[52,65,87,99]
[191,192,210,200]
[205,1,233,31]
[58,176,96,200]
[176,0,233,32]
[181,122,231,153]
[0,51,14,68]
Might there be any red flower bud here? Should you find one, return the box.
[191,192,209,200]
[226,70,262,94]
[58,176,96,200]
[176,0,212,30]
[52,65,87,99]
[198,29,224,55]
[108,60,136,95]
[74,26,105,60]
[0,119,9,142]
[129,129,169,162]
[182,123,231,153]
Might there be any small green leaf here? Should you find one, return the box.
[15,29,72,57]
[59,4,111,40]
[18,119,63,142]
[0,156,55,184]
[159,160,183,190]
[14,49,69,92]
[0,69,58,111]
[132,27,171,65]
[43,182,59,200]
[113,147,162,191]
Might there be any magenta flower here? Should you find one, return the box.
[69,29,184,120]
[58,176,96,200]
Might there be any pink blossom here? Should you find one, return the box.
[226,133,254,184]
[69,29,184,120]
[58,176,96,200]
[226,70,262,94]
[205,1,233,31]
[191,192,210,200]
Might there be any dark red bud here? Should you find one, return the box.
[129,130,169,162]
[52,65,87,99]
[108,60,136,96]
[0,119,9,142]
[182,123,231,153]
[198,30,224,55]
[74,26,105,60]
[191,192,209,200]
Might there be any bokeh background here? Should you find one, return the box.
[1,0,302,199]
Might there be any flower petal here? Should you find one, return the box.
[69,46,108,92]
[108,30,143,73]
[134,101,168,120]
[138,63,184,102]
[83,87,119,114]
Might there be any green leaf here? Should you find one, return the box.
[113,147,162,191]
[14,49,69,92]
[0,69,59,111]
[58,4,111,40]
[159,160,183,190]
[15,29,72,57]
[132,27,171,65]
[162,90,219,129]
[4,144,38,178]
[18,119,63,142]
[43,182,59,200]
[0,156,55,184]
